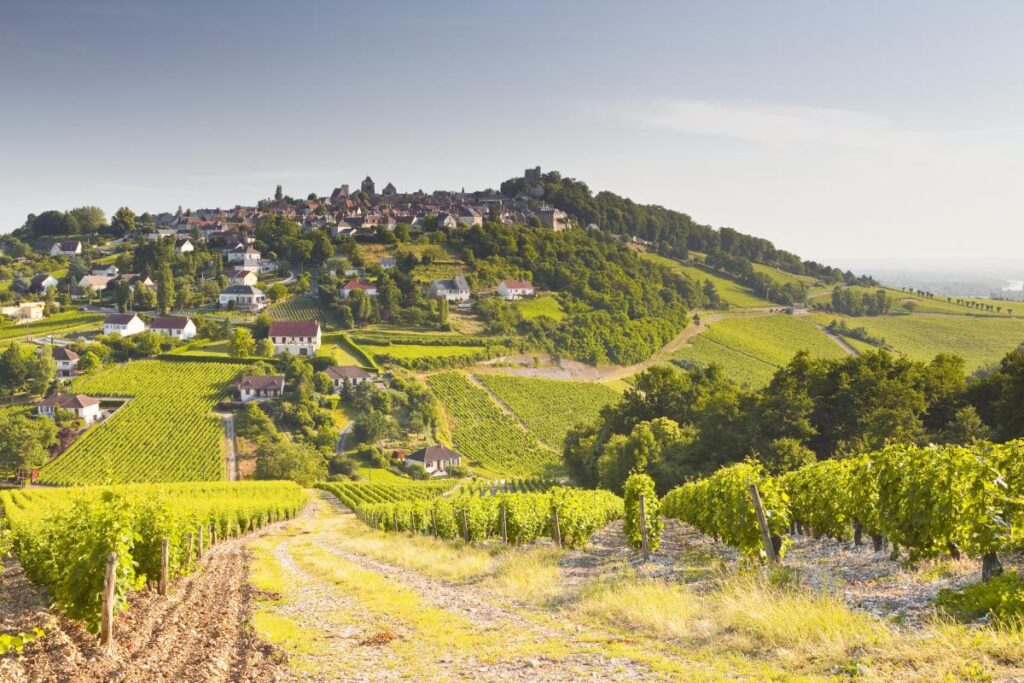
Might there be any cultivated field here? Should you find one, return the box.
[514,295,566,321]
[640,252,773,308]
[0,311,104,341]
[39,360,245,484]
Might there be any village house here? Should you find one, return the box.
[91,264,120,278]
[50,240,83,257]
[37,393,101,424]
[28,274,59,294]
[219,285,267,311]
[268,320,321,356]
[226,245,262,269]
[234,375,285,402]
[52,346,79,377]
[427,275,471,302]
[379,256,397,270]
[77,275,113,295]
[340,279,378,298]
[325,365,375,390]
[536,208,569,232]
[497,279,534,300]
[2,302,45,321]
[150,315,197,340]
[457,207,483,227]
[227,269,258,287]
[175,238,195,254]
[118,274,157,291]
[103,312,146,337]
[406,445,462,476]
[435,212,458,229]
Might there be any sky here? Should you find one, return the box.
[3,0,1024,264]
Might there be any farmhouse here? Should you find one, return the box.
[497,279,534,300]
[340,279,378,298]
[37,393,101,423]
[77,275,113,295]
[227,268,258,286]
[103,312,145,337]
[406,445,462,476]
[2,302,45,321]
[50,240,83,257]
[234,375,285,402]
[175,238,195,254]
[379,256,397,270]
[219,285,267,311]
[325,365,375,390]
[227,245,262,268]
[52,346,79,377]
[29,274,59,294]
[427,276,470,302]
[268,320,321,356]
[150,315,197,340]
[91,264,119,277]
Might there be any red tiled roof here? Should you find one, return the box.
[501,279,533,289]
[267,320,320,337]
[150,316,193,330]
[52,347,79,362]
[234,375,285,392]
[342,279,375,290]
[39,393,100,409]
[325,365,373,380]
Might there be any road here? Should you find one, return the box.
[219,412,238,481]
[335,421,353,454]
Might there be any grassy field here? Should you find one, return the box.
[672,314,849,387]
[426,371,560,477]
[640,253,772,308]
[0,311,104,341]
[514,295,566,321]
[365,342,486,362]
[475,374,620,448]
[39,360,245,484]
[811,312,1024,371]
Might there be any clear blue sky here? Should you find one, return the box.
[3,0,1023,262]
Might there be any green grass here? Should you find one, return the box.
[427,371,561,477]
[672,314,849,387]
[39,360,245,484]
[640,253,772,308]
[0,311,104,342]
[811,312,1024,372]
[514,295,565,321]
[474,374,620,447]
[749,262,818,287]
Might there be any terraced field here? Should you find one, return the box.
[811,312,1024,371]
[672,314,849,387]
[39,360,245,484]
[426,371,561,477]
[475,374,620,447]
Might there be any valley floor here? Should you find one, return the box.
[4,491,1024,682]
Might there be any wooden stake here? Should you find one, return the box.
[158,538,169,596]
[198,526,204,560]
[461,509,469,542]
[189,531,195,563]
[500,502,508,545]
[552,507,562,548]
[212,524,217,546]
[430,508,438,538]
[100,552,117,649]
[638,493,650,561]
[748,484,778,564]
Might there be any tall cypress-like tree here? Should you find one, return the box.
[157,262,175,314]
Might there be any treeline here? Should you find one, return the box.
[704,251,808,305]
[828,287,893,316]
[565,349,991,494]
[448,221,701,365]
[501,171,872,286]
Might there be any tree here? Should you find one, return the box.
[134,283,156,311]
[353,410,395,445]
[0,412,58,473]
[267,284,289,303]
[275,184,283,201]
[0,343,29,394]
[111,207,137,236]
[255,338,275,358]
[175,279,192,310]
[157,262,175,314]
[25,349,56,395]
[254,439,325,486]
[229,327,255,357]
[68,206,106,233]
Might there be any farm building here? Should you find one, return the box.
[150,316,197,340]
[28,274,59,294]
[406,445,462,476]
[340,279,378,298]
[227,269,258,286]
[268,320,321,356]
[37,393,101,423]
[103,313,145,337]
[2,302,45,321]
[52,346,79,377]
[50,240,83,257]
[427,276,470,302]
[219,285,267,311]
[497,279,534,300]
[234,375,285,402]
[325,365,375,390]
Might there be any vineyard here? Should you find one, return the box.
[336,486,623,548]
[39,360,245,484]
[475,374,620,448]
[0,482,306,631]
[426,371,562,477]
[266,295,334,323]
[454,477,557,496]
[0,310,104,341]
[316,480,454,510]
[663,440,1024,579]
[639,252,773,308]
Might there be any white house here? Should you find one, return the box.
[497,279,534,300]
[77,275,114,295]
[427,276,470,302]
[227,245,262,269]
[226,269,258,287]
[325,365,375,390]
[234,375,285,402]
[50,240,83,257]
[268,320,321,356]
[175,238,195,254]
[52,346,79,377]
[219,285,267,311]
[150,315,197,340]
[91,264,119,277]
[29,274,59,294]
[103,312,146,337]
[2,302,45,321]
[37,393,101,423]
[379,256,397,270]
[457,207,483,227]
[406,445,462,476]
[340,279,378,298]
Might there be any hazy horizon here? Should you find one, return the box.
[4,0,1024,264]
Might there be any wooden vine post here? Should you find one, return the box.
[638,493,650,561]
[158,538,169,596]
[100,552,117,650]
[500,502,508,545]
[748,484,779,564]
[461,510,469,542]
[430,508,438,538]
[197,526,204,560]
[188,531,195,563]
[552,506,562,548]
